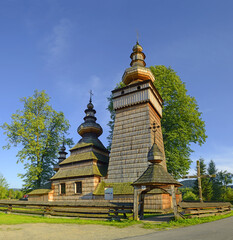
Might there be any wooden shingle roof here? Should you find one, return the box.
[50,165,107,180]
[59,151,109,165]
[133,163,182,187]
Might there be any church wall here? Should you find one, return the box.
[52,176,100,201]
[94,193,181,210]
[107,102,166,183]
[28,194,49,202]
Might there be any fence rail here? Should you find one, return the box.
[0,200,133,219]
[178,202,232,218]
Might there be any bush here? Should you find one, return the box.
[183,190,199,201]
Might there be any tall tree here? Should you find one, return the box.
[0,173,9,199]
[107,66,207,178]
[1,90,73,191]
[207,160,222,201]
[217,170,233,201]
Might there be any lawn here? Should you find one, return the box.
[0,211,233,230]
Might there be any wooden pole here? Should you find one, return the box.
[197,160,203,202]
[133,187,139,221]
[170,185,179,219]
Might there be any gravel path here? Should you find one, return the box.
[0,223,155,240]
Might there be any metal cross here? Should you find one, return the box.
[183,160,216,202]
[89,90,93,102]
[149,121,160,144]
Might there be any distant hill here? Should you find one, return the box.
[179,179,195,188]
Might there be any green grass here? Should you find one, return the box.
[0,212,139,228]
[143,211,233,230]
[0,211,233,230]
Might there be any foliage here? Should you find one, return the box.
[0,174,9,199]
[182,190,199,201]
[216,170,233,201]
[0,174,8,189]
[107,65,207,178]
[207,160,222,201]
[150,66,207,177]
[224,187,233,203]
[1,90,73,191]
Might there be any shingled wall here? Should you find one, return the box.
[106,102,166,184]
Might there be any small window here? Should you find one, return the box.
[121,90,124,94]
[137,86,141,90]
[75,182,82,194]
[60,183,66,195]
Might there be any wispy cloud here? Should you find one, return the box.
[44,18,73,67]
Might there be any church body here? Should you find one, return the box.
[28,42,181,210]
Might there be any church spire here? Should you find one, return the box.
[122,42,155,85]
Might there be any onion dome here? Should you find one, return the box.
[54,142,68,171]
[122,41,155,85]
[77,99,103,137]
[130,41,146,67]
[58,142,67,162]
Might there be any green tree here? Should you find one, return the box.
[107,66,207,178]
[1,90,73,192]
[0,173,8,189]
[207,160,222,201]
[0,174,9,199]
[183,190,199,201]
[217,170,233,201]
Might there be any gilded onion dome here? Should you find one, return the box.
[122,41,155,85]
[77,99,103,137]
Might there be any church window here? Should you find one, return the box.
[60,183,66,195]
[75,182,82,194]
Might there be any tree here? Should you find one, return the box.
[207,160,222,201]
[217,170,233,201]
[0,173,8,189]
[0,174,9,199]
[107,65,207,178]
[1,90,73,191]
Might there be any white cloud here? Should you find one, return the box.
[45,18,73,66]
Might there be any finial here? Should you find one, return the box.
[149,122,160,144]
[62,135,65,147]
[89,90,93,103]
[136,30,139,44]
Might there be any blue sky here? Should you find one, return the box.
[0,0,232,188]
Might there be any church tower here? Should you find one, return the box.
[106,42,166,183]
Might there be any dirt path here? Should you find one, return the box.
[0,223,156,240]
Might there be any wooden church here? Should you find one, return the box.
[28,42,182,210]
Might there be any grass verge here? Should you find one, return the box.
[0,211,233,230]
[143,211,233,230]
[0,212,139,228]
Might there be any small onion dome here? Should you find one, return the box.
[147,143,164,163]
[58,143,68,163]
[77,100,103,137]
[130,41,146,67]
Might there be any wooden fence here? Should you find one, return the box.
[178,202,232,218]
[0,200,133,220]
